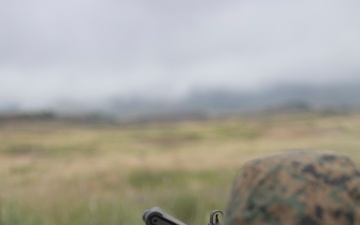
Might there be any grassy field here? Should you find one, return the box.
[0,112,360,225]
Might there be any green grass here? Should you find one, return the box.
[0,112,359,225]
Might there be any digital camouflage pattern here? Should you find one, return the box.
[224,150,360,225]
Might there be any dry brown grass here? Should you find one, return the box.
[0,112,359,225]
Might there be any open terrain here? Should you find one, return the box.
[0,112,360,225]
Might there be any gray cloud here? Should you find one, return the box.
[0,0,360,108]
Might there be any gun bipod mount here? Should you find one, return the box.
[143,207,223,225]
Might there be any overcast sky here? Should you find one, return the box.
[1,0,360,108]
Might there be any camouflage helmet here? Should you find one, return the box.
[224,150,360,225]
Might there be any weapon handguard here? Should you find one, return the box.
[143,207,188,225]
[143,207,223,225]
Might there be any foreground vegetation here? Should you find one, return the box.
[0,112,360,225]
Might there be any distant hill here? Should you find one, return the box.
[106,80,360,119]
[1,80,360,121]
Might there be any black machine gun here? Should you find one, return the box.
[143,207,223,225]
